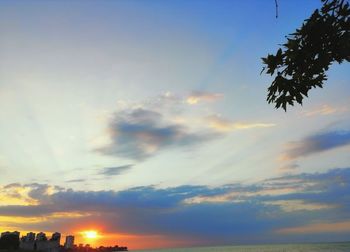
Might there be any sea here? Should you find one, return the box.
[133,242,350,252]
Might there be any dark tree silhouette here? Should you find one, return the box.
[262,0,350,111]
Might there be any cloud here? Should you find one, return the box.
[301,104,348,117]
[184,167,350,211]
[66,179,86,183]
[123,91,222,109]
[265,200,336,212]
[206,115,275,132]
[3,183,22,189]
[186,91,223,105]
[183,185,304,205]
[0,184,37,206]
[98,165,133,176]
[97,108,216,160]
[281,130,350,160]
[278,163,299,173]
[276,220,350,234]
[96,92,274,161]
[0,168,350,244]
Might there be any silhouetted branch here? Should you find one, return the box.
[262,0,350,111]
[275,0,279,18]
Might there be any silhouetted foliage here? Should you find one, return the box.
[262,0,350,111]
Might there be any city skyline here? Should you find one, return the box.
[0,0,350,250]
[0,230,127,251]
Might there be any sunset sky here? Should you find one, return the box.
[0,0,350,250]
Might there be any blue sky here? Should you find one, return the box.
[0,0,349,249]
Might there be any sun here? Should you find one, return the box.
[82,230,98,239]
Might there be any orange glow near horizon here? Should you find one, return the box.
[82,230,98,239]
[76,232,196,250]
[0,227,196,250]
[76,229,102,246]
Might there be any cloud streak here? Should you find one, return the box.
[98,165,133,176]
[186,91,223,105]
[277,220,350,234]
[66,179,86,183]
[206,115,275,132]
[300,104,348,117]
[281,130,350,160]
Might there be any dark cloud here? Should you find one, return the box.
[25,183,51,200]
[3,183,21,189]
[98,165,133,176]
[1,168,350,244]
[282,130,350,160]
[0,205,56,217]
[97,108,216,160]
[278,163,299,172]
[65,179,86,183]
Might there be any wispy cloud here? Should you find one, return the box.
[206,115,275,132]
[276,220,350,234]
[266,200,336,212]
[186,91,223,105]
[183,185,304,205]
[278,163,299,173]
[65,179,86,183]
[281,130,350,160]
[301,104,348,117]
[98,165,133,176]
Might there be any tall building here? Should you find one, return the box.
[1,232,9,238]
[51,232,61,243]
[64,235,74,249]
[0,231,20,250]
[26,232,36,242]
[36,232,47,241]
[20,231,60,252]
[1,231,20,238]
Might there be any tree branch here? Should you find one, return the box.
[275,0,279,18]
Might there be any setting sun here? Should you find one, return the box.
[82,230,98,239]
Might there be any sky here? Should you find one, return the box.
[0,0,350,250]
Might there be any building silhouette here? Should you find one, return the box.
[19,231,68,252]
[0,231,20,250]
[2,230,126,251]
[25,232,36,242]
[64,235,75,249]
[36,232,47,241]
[51,232,61,243]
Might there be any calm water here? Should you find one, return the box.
[133,243,350,252]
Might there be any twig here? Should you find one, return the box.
[275,0,279,18]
